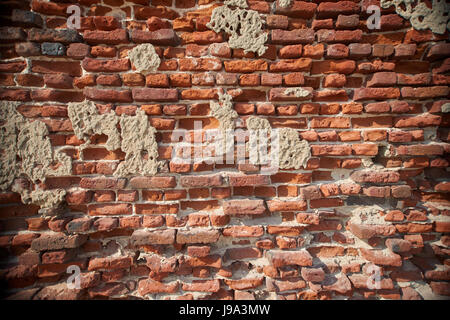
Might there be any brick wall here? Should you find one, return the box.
[0,0,449,300]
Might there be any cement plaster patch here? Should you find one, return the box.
[207,5,268,56]
[0,101,71,210]
[381,0,450,34]
[277,127,311,170]
[68,100,121,151]
[114,109,161,177]
[128,43,161,75]
[224,0,248,8]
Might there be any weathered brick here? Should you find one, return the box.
[132,88,178,102]
[130,229,176,246]
[83,29,128,45]
[271,29,315,44]
[131,29,178,46]
[31,234,87,252]
[180,175,222,187]
[223,199,266,215]
[176,229,220,244]
[268,250,313,267]
[28,28,82,44]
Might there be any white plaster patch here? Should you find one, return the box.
[207,5,268,56]
[21,189,67,209]
[278,128,311,169]
[128,43,161,76]
[331,169,351,180]
[0,101,25,190]
[278,0,293,8]
[18,120,72,184]
[246,116,271,130]
[0,101,71,210]
[348,205,386,225]
[210,92,238,130]
[246,116,271,165]
[114,109,161,177]
[224,0,248,8]
[441,103,450,113]
[381,0,450,34]
[284,87,311,98]
[69,101,162,177]
[68,100,121,151]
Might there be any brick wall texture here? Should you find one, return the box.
[0,0,449,300]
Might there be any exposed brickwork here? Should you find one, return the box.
[0,0,449,301]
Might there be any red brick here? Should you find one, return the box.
[224,60,267,73]
[271,29,315,44]
[83,29,128,45]
[274,1,317,19]
[268,250,313,267]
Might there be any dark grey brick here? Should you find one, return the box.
[31,234,88,252]
[11,9,43,28]
[346,196,397,207]
[28,28,83,44]
[0,27,26,43]
[41,42,66,56]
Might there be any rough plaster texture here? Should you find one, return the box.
[349,205,386,225]
[210,92,238,130]
[381,0,450,34]
[278,0,293,8]
[207,5,268,56]
[245,115,311,169]
[246,116,271,165]
[128,43,161,76]
[21,189,67,210]
[210,92,238,156]
[442,103,450,113]
[284,87,311,98]
[224,0,248,8]
[277,127,311,170]
[114,109,161,177]
[0,101,71,210]
[69,101,161,176]
[68,100,121,151]
[0,101,25,190]
[246,116,271,131]
[18,120,71,184]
